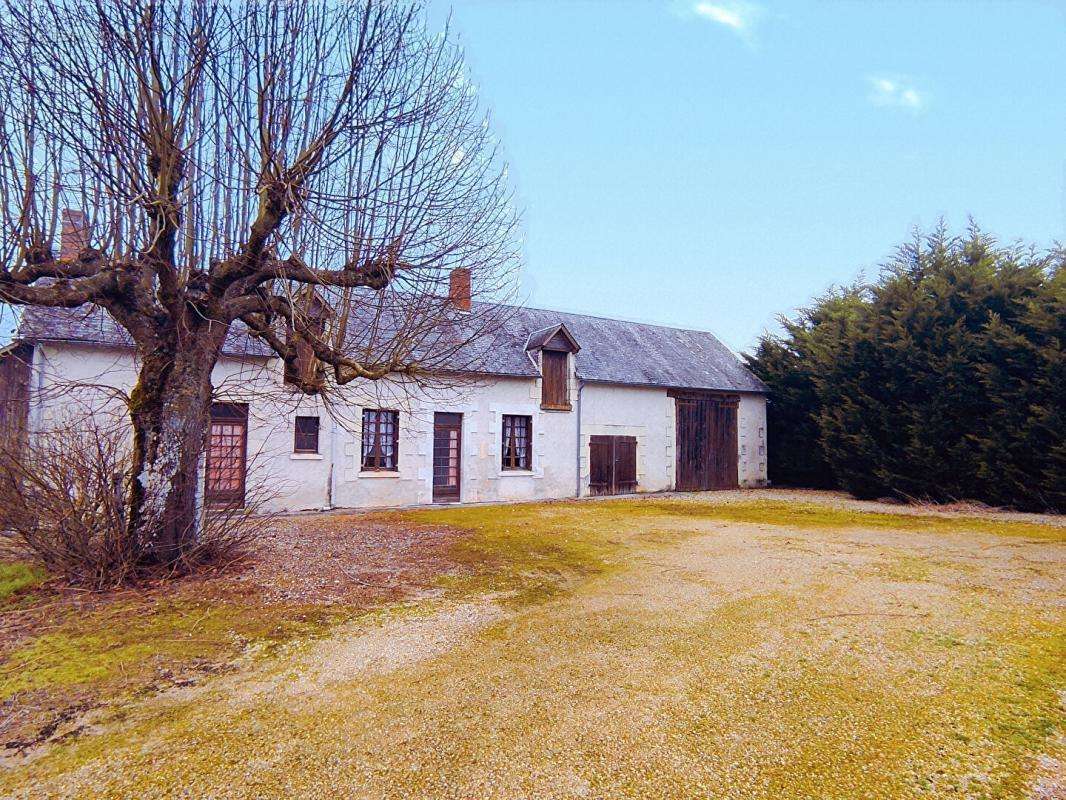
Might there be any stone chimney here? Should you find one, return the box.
[59,209,88,260]
[449,267,471,312]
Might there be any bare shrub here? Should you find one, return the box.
[177,454,281,579]
[0,419,276,589]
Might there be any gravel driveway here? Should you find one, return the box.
[4,493,1063,799]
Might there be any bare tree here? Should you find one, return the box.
[0,0,519,558]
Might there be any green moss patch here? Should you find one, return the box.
[389,502,688,605]
[0,561,48,605]
[0,599,344,701]
[631,498,1065,540]
[387,498,1062,606]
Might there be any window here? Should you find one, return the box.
[361,409,399,470]
[541,350,570,410]
[501,415,532,470]
[294,416,320,453]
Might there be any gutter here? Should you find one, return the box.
[574,378,585,498]
[327,413,338,509]
[31,342,45,437]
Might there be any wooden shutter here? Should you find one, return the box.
[589,435,637,496]
[589,436,612,495]
[541,350,570,410]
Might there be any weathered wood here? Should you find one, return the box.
[589,434,637,496]
[541,350,570,410]
[0,343,32,456]
[674,393,739,491]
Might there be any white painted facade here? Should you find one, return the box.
[23,340,768,512]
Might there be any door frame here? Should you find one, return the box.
[432,412,463,503]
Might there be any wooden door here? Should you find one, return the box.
[675,398,710,491]
[674,394,739,491]
[589,435,637,496]
[205,403,248,507]
[711,400,739,489]
[432,412,462,502]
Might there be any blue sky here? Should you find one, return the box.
[3,2,1063,351]
[427,0,1066,351]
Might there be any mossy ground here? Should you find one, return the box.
[2,494,1063,799]
[0,599,342,700]
[0,562,47,605]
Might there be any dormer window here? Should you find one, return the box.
[525,323,580,412]
[284,287,331,392]
[541,350,570,410]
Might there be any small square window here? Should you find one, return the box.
[294,416,320,453]
[501,415,533,470]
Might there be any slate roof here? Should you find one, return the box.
[16,302,766,393]
[16,305,273,358]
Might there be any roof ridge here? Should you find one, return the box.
[484,299,737,343]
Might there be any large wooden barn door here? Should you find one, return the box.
[205,403,248,507]
[674,394,739,491]
[432,412,462,503]
[589,435,637,496]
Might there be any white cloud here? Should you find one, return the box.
[867,75,928,112]
[691,2,764,45]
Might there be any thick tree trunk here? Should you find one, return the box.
[125,328,227,561]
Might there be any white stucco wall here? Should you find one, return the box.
[25,341,768,511]
[578,383,675,495]
[737,393,769,488]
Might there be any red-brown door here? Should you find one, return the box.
[589,435,637,496]
[205,403,248,507]
[432,412,462,503]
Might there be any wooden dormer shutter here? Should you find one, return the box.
[541,350,570,410]
[284,288,331,392]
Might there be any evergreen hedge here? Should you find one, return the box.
[745,225,1064,512]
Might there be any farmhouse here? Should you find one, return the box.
[1,270,767,512]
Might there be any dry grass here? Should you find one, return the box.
[1,493,1063,799]
[0,514,463,755]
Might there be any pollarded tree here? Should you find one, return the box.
[0,1,519,557]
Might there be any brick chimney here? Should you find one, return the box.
[59,209,88,260]
[449,267,471,312]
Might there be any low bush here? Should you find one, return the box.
[0,419,272,589]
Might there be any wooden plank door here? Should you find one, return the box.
[613,436,638,494]
[589,435,637,496]
[589,436,612,496]
[674,395,739,491]
[712,401,740,489]
[432,412,462,503]
[675,397,711,491]
[205,402,248,507]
